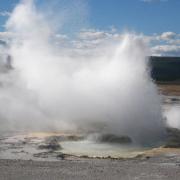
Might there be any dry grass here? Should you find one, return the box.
[141,147,180,158]
[157,84,180,96]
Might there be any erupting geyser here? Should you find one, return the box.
[0,0,166,144]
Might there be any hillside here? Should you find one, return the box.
[149,56,180,83]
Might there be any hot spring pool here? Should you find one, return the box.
[60,140,151,158]
[0,132,158,160]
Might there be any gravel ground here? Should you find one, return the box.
[0,155,180,180]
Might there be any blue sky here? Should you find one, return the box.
[89,0,180,34]
[0,0,180,34]
[0,0,180,56]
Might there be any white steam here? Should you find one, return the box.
[165,106,180,129]
[0,0,166,144]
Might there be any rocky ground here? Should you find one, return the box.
[0,153,180,180]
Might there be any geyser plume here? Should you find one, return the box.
[0,0,165,143]
[165,106,180,129]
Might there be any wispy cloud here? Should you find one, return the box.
[0,11,11,17]
[77,30,180,56]
[0,32,14,43]
[141,0,168,3]
[151,45,180,56]
[0,28,179,56]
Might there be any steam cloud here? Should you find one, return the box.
[0,0,166,144]
[165,106,180,129]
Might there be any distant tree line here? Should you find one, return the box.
[149,56,180,83]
